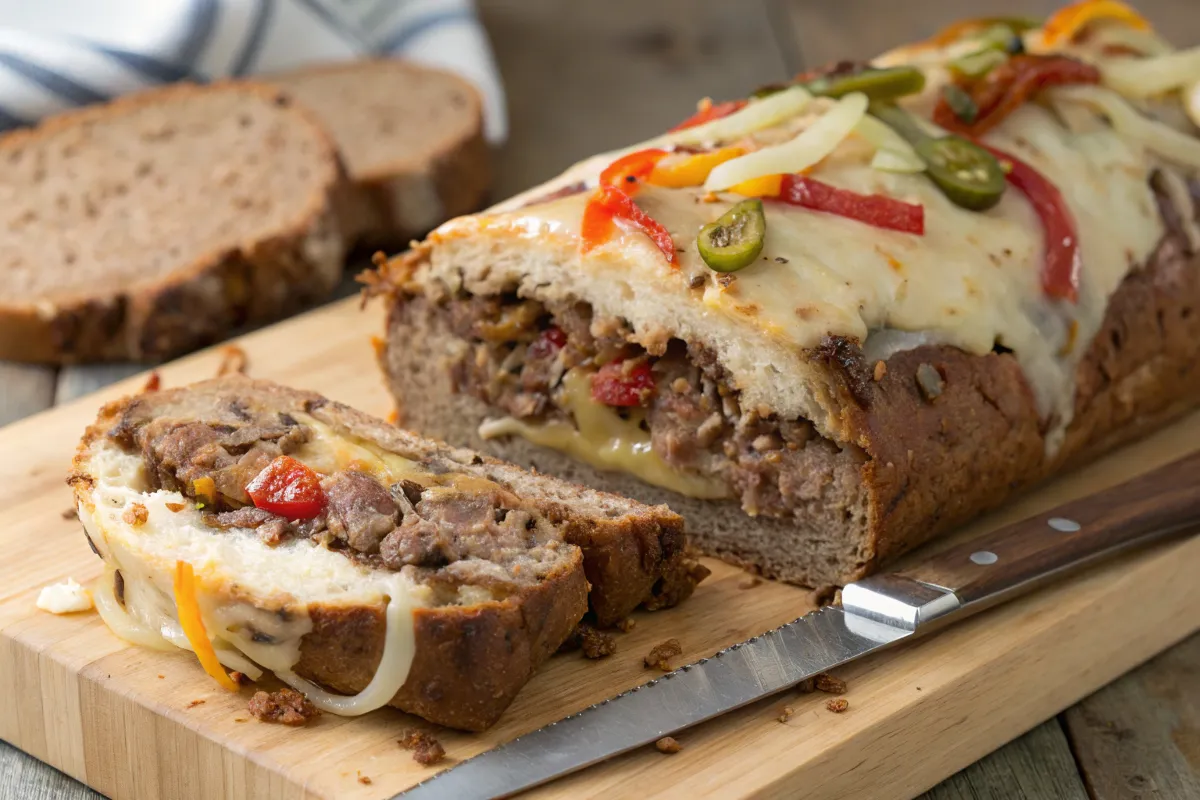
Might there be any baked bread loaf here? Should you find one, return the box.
[70,377,699,731]
[374,9,1200,588]
[268,59,490,248]
[0,83,348,364]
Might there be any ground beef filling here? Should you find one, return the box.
[111,405,562,588]
[444,294,865,520]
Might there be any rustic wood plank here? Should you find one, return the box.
[477,0,789,198]
[0,740,99,800]
[0,363,56,429]
[1063,632,1200,800]
[923,720,1089,800]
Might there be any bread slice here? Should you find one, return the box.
[69,377,698,730]
[0,83,348,364]
[268,60,490,248]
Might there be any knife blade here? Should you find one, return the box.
[397,449,1200,800]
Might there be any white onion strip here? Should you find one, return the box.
[704,92,869,191]
[856,114,926,173]
[660,86,813,147]
[1049,85,1200,170]
[1100,46,1200,98]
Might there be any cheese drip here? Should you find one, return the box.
[479,368,728,499]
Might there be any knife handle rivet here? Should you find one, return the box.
[1047,517,1082,532]
[970,550,999,565]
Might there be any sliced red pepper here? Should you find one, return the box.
[528,326,567,361]
[591,359,656,407]
[980,143,1081,303]
[580,185,680,267]
[934,54,1100,137]
[669,99,747,132]
[599,148,669,195]
[774,175,925,235]
[245,455,327,520]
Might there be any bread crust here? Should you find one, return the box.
[70,377,689,729]
[268,59,491,250]
[378,206,1200,588]
[0,82,348,364]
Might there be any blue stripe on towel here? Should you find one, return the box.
[0,103,30,131]
[378,8,473,54]
[232,0,276,76]
[94,46,194,84]
[0,52,108,105]
[176,0,219,66]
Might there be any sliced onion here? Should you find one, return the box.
[1049,84,1200,170]
[661,86,813,147]
[1099,45,1200,98]
[704,93,869,191]
[1186,80,1200,130]
[856,114,926,173]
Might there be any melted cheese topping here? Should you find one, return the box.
[428,34,1196,451]
[479,368,728,498]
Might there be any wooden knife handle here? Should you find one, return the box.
[897,450,1200,609]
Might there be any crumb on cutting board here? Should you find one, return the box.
[230,671,253,687]
[815,673,847,695]
[617,617,636,632]
[580,624,616,659]
[248,689,319,726]
[655,736,682,754]
[187,699,206,709]
[645,638,683,671]
[826,698,850,714]
[61,507,77,520]
[399,729,446,765]
[216,344,248,376]
[357,772,372,786]
[738,576,762,590]
[777,705,796,723]
[36,578,93,614]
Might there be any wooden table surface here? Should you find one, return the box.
[2,1,1198,797]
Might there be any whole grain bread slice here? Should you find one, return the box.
[268,59,490,248]
[0,83,348,364]
[70,376,700,730]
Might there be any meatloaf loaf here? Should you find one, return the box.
[373,9,1200,588]
[70,377,702,730]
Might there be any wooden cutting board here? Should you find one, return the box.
[0,297,1196,800]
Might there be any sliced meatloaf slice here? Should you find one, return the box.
[70,376,699,731]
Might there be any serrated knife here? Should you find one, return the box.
[396,450,1200,799]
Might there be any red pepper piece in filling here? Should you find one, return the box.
[669,99,748,132]
[981,143,1081,303]
[775,175,925,235]
[245,455,327,520]
[528,326,567,360]
[581,185,680,267]
[934,54,1100,137]
[591,359,656,407]
[600,149,669,195]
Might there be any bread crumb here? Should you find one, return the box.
[738,576,762,590]
[248,689,319,726]
[234,718,248,723]
[142,372,161,393]
[399,729,446,765]
[873,360,887,381]
[645,638,683,671]
[164,501,188,512]
[825,698,849,713]
[187,699,206,709]
[122,503,149,526]
[36,578,93,614]
[61,507,77,520]
[216,344,248,376]
[357,773,372,785]
[815,673,847,695]
[777,705,796,723]
[230,671,253,686]
[580,624,617,659]
[617,617,637,633]
[158,675,165,679]
[655,736,682,754]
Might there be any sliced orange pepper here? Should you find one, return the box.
[173,561,239,692]
[1041,0,1150,47]
[191,476,216,508]
[599,148,669,195]
[648,147,745,188]
[729,174,784,198]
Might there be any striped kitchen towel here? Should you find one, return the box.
[0,0,507,142]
